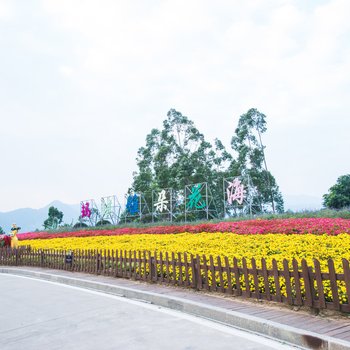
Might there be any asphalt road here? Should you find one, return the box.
[0,274,298,350]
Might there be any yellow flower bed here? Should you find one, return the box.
[19,233,350,304]
[20,232,350,271]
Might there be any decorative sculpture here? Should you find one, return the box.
[10,224,20,249]
[0,224,20,248]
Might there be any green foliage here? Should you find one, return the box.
[95,220,111,226]
[73,222,88,229]
[0,226,4,235]
[43,206,64,230]
[130,108,284,220]
[231,108,267,169]
[58,222,73,230]
[323,174,350,209]
[230,108,284,214]
[131,109,232,220]
[134,109,231,189]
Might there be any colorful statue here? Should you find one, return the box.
[9,224,21,249]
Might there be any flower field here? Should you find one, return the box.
[17,217,350,306]
[18,218,350,271]
[19,217,350,240]
[19,232,350,272]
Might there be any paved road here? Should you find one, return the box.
[0,274,298,350]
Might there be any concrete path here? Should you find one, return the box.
[1,267,350,349]
[0,274,297,350]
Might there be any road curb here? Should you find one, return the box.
[1,267,349,350]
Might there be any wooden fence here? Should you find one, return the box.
[1,247,350,313]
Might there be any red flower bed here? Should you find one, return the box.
[18,218,350,241]
[0,235,11,247]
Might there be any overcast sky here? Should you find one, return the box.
[1,0,349,212]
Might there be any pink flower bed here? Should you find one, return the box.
[0,234,11,246]
[18,218,350,241]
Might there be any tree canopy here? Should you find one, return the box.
[43,206,64,230]
[323,174,350,209]
[133,109,231,192]
[230,108,284,213]
[130,108,284,219]
[131,109,232,219]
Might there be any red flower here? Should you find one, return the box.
[18,218,350,241]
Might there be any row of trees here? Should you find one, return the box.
[130,108,284,219]
[323,174,350,209]
[39,108,349,230]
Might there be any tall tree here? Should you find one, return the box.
[131,108,283,220]
[231,108,284,214]
[323,174,350,209]
[43,206,64,230]
[132,109,232,219]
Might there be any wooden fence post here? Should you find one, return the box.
[328,259,340,310]
[313,258,326,309]
[225,256,233,295]
[251,258,260,300]
[150,256,156,282]
[301,259,313,307]
[292,259,302,306]
[196,255,202,290]
[15,249,19,266]
[272,259,281,302]
[96,252,100,275]
[40,250,45,268]
[191,254,198,290]
[342,258,350,305]
[283,259,293,305]
[261,258,271,301]
[233,257,242,296]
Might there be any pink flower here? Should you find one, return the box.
[18,218,350,241]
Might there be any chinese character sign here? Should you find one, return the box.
[227,178,245,205]
[81,202,91,218]
[101,197,113,217]
[126,194,139,215]
[187,184,206,209]
[154,190,169,212]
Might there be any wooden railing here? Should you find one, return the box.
[1,247,349,313]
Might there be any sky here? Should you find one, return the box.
[0,0,349,212]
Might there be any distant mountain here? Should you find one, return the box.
[283,195,323,212]
[0,200,80,234]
